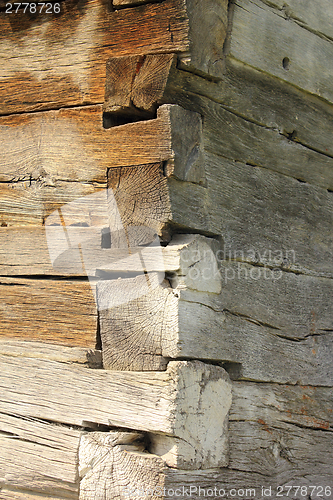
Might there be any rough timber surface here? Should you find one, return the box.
[0,0,227,114]
[0,413,81,498]
[0,104,203,226]
[105,53,333,190]
[0,277,97,347]
[229,0,333,104]
[0,356,231,469]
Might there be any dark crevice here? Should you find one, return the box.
[102,107,156,129]
[222,0,236,58]
[223,308,281,330]
[111,0,165,10]
[0,102,105,119]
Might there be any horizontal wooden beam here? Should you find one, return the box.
[0,277,97,348]
[0,0,227,114]
[0,413,81,498]
[229,0,333,105]
[0,356,231,469]
[79,379,333,495]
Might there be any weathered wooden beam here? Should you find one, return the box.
[79,378,333,498]
[0,104,205,226]
[104,53,333,192]
[0,277,97,348]
[0,356,232,469]
[0,413,81,498]
[229,0,333,105]
[98,234,333,384]
[0,339,102,368]
[98,234,220,370]
[0,0,227,114]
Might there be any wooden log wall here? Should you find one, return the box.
[0,0,332,498]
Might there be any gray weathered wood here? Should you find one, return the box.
[0,413,81,498]
[0,356,231,469]
[258,0,333,41]
[229,0,333,104]
[229,382,333,479]
[105,53,333,179]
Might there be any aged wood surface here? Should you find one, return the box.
[98,235,220,370]
[229,382,333,480]
[0,413,81,498]
[257,0,333,42]
[0,357,231,469]
[79,431,166,500]
[0,104,205,226]
[78,384,333,500]
[0,277,97,347]
[105,54,333,178]
[0,339,102,367]
[0,0,227,114]
[229,0,333,105]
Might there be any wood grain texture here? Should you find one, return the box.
[0,357,231,469]
[0,413,81,498]
[79,431,166,500]
[77,382,333,498]
[98,234,220,370]
[0,104,204,226]
[115,55,333,190]
[258,0,333,41]
[229,382,333,480]
[0,277,97,347]
[0,0,227,114]
[229,0,333,104]
[0,339,102,367]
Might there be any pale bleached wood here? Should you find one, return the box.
[0,277,97,348]
[98,234,221,370]
[0,490,72,500]
[0,357,231,469]
[229,0,333,104]
[79,431,166,500]
[98,231,333,384]
[0,339,102,368]
[0,413,81,498]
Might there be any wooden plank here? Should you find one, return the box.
[0,0,227,114]
[0,413,81,498]
[258,0,333,41]
[0,277,97,348]
[98,234,221,370]
[0,339,102,368]
[79,409,333,499]
[0,104,205,226]
[0,357,232,469]
[229,0,333,104]
[104,55,333,191]
[203,153,333,277]
[229,382,333,478]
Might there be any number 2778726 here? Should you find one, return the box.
[5,3,61,13]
